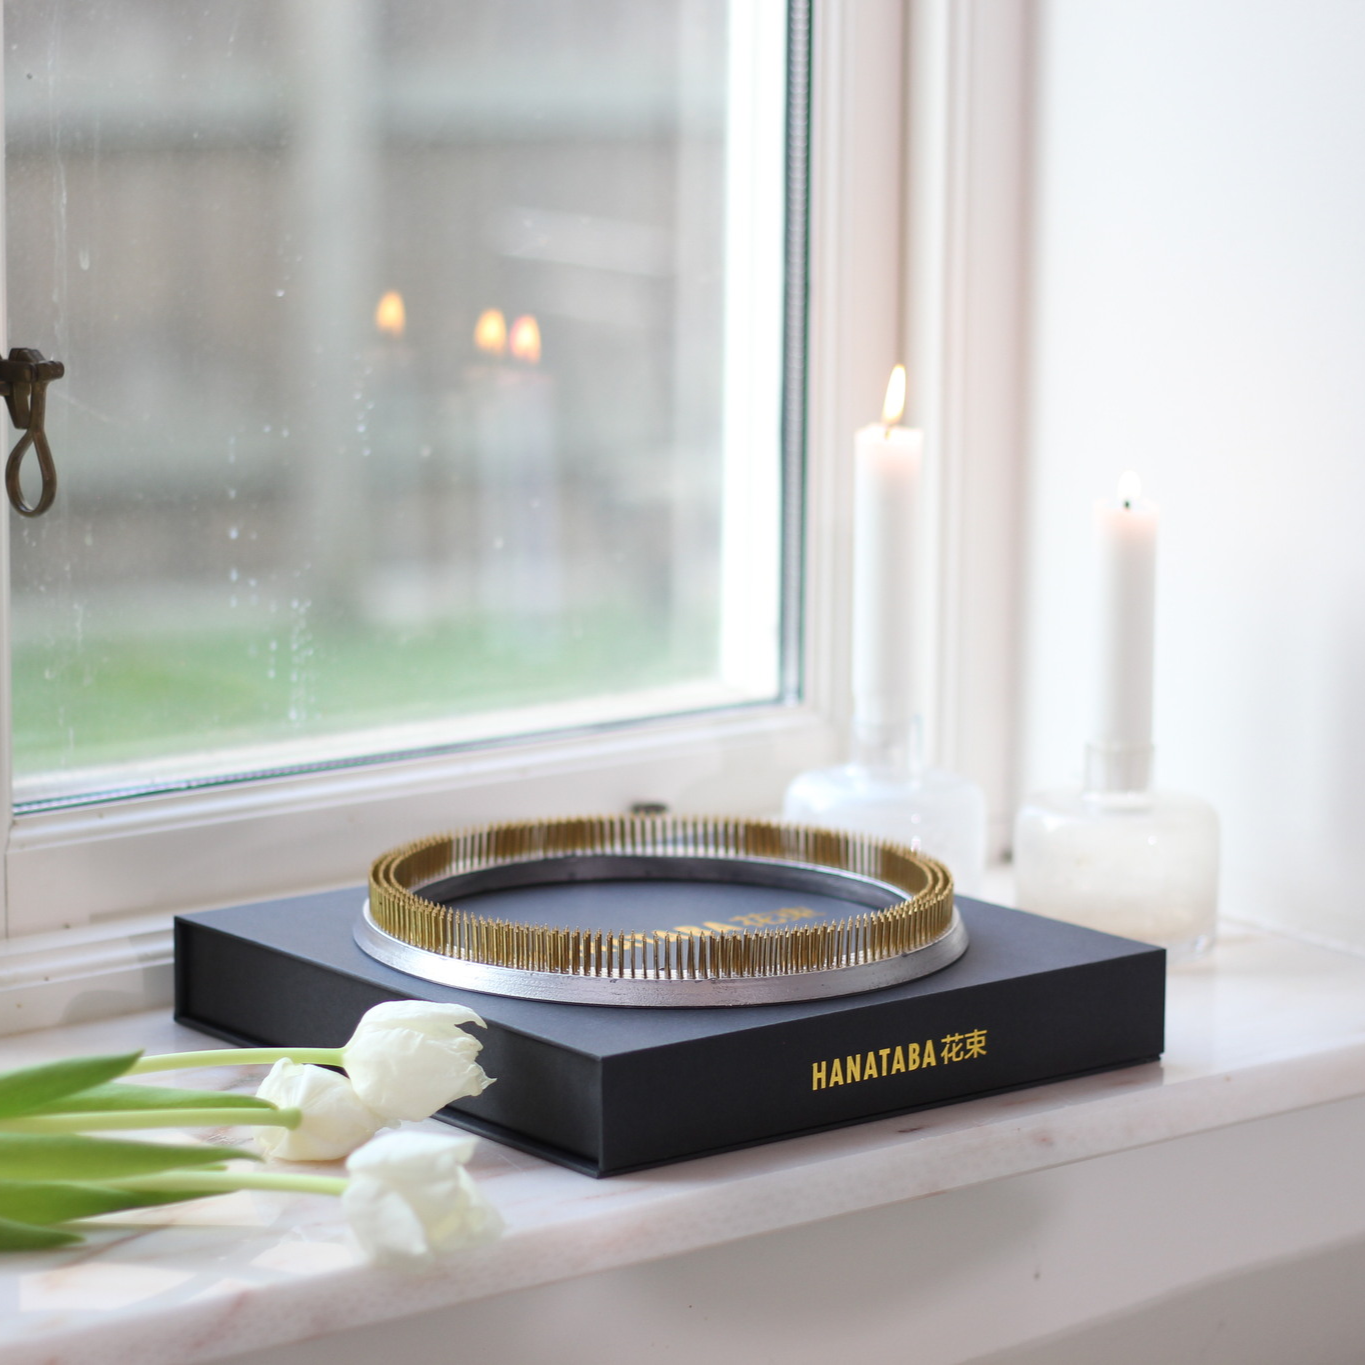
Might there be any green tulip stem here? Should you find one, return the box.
[111,1169,349,1197]
[0,1108,304,1134]
[129,1048,345,1075]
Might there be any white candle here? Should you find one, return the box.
[1090,470,1158,790]
[851,366,922,729]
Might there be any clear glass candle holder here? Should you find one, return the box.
[1013,752,1218,958]
[782,719,987,894]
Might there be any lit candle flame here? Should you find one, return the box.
[374,291,406,338]
[881,365,907,428]
[473,308,507,356]
[509,315,542,365]
[1117,470,1142,508]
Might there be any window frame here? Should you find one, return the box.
[0,0,1031,1017]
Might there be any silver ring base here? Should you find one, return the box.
[354,900,968,1007]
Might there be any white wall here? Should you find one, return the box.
[1021,0,1365,947]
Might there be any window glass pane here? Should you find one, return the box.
[5,0,792,807]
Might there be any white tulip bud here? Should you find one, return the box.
[341,1001,493,1123]
[342,1131,502,1266]
[255,1060,388,1161]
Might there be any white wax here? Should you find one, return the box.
[852,422,922,726]
[1093,490,1158,750]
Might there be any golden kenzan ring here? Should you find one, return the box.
[357,815,966,1006]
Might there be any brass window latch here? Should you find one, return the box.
[0,347,64,517]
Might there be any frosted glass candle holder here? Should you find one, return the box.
[1013,785,1218,958]
[783,749,987,895]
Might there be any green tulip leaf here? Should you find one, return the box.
[0,1054,143,1119]
[26,1082,277,1115]
[0,1179,214,1224]
[0,1134,258,1181]
[0,1215,82,1250]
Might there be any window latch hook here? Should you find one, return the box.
[0,347,65,518]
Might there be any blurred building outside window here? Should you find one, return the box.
[3,0,796,811]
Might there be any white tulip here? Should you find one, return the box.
[255,1060,388,1161]
[342,1131,502,1266]
[341,1001,493,1123]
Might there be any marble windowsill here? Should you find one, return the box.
[0,918,1364,1365]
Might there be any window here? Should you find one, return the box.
[0,1,945,949]
[6,0,793,809]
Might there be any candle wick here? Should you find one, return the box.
[1123,499,1131,510]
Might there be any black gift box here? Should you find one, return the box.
[175,888,1164,1176]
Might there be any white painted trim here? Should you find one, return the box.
[6,702,839,936]
[0,912,172,1036]
[14,676,766,810]
[717,0,788,697]
[905,0,1031,858]
[802,0,909,735]
[1,702,843,1036]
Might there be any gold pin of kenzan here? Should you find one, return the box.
[357,816,966,1007]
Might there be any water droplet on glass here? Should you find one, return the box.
[228,526,240,540]
[229,568,239,582]
[77,248,90,271]
[275,289,285,298]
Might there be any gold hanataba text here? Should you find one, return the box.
[811,1029,988,1089]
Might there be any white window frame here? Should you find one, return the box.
[0,0,1032,1032]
